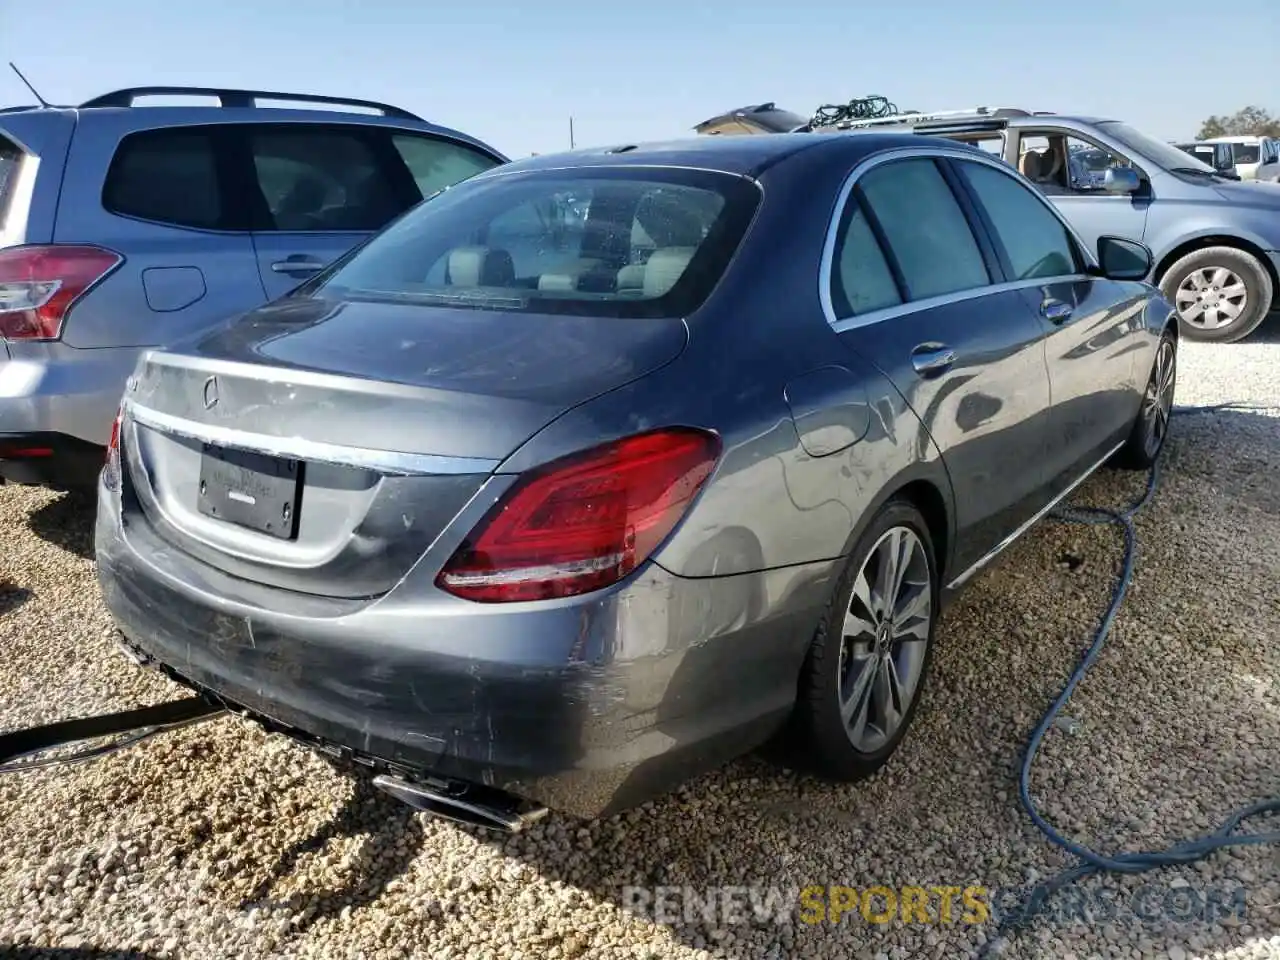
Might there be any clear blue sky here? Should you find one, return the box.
[2,0,1276,158]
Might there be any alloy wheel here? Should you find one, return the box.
[1142,337,1176,459]
[837,526,933,754]
[1174,267,1248,330]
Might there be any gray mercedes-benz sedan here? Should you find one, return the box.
[96,132,1178,829]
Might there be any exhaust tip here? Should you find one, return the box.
[372,774,549,833]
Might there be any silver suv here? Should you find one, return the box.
[0,86,507,490]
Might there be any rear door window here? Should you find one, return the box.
[856,158,990,300]
[389,134,502,201]
[310,167,760,318]
[247,127,412,232]
[103,128,225,229]
[828,199,903,317]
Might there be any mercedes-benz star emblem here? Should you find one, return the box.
[202,376,219,411]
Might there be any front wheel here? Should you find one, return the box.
[790,500,939,782]
[1158,246,1273,344]
[1113,327,1177,470]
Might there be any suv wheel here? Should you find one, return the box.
[791,500,939,782]
[1159,246,1273,343]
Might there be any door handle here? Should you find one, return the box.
[270,256,328,275]
[911,343,956,377]
[1041,299,1073,323]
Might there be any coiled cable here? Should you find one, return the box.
[807,95,916,131]
[982,401,1280,953]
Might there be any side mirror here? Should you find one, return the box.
[1095,236,1153,281]
[1104,168,1141,194]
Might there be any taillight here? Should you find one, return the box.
[103,406,124,489]
[437,427,721,603]
[0,245,123,341]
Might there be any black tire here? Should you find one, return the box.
[789,499,939,782]
[1113,327,1177,471]
[1157,246,1273,344]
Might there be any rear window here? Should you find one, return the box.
[0,136,22,228]
[309,166,761,318]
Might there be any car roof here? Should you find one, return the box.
[490,131,933,178]
[1200,135,1266,144]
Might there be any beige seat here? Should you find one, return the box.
[643,247,697,298]
[1019,151,1043,180]
[537,257,604,292]
[445,246,515,287]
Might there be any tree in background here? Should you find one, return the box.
[1197,106,1280,139]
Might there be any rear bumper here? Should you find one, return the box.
[94,476,836,818]
[0,432,104,490]
[0,345,142,452]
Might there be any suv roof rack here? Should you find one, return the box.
[78,86,423,121]
[829,106,1034,131]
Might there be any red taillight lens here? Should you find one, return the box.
[437,428,722,603]
[103,406,124,489]
[0,245,123,341]
[106,409,122,459]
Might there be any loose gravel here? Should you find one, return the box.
[1,324,1278,960]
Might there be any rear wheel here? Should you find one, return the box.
[791,500,939,781]
[1113,328,1177,470]
[1158,246,1273,344]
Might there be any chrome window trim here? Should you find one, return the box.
[819,144,1098,331]
[124,399,500,477]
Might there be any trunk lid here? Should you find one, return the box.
[121,295,688,599]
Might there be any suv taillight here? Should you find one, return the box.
[103,406,124,490]
[436,428,721,603]
[0,245,123,341]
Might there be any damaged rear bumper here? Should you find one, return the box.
[95,480,834,819]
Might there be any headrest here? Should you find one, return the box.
[1019,151,1042,179]
[446,246,515,287]
[643,247,697,298]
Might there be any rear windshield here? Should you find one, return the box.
[309,166,761,318]
[1230,143,1261,165]
[0,136,23,228]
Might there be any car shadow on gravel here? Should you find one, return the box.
[237,771,426,935]
[27,490,97,561]
[0,581,32,616]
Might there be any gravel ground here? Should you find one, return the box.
[1,324,1278,960]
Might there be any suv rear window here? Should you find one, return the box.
[0,136,22,229]
[103,128,224,229]
[310,167,761,318]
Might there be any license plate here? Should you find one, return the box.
[196,443,302,540]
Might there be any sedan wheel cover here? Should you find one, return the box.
[1174,267,1248,329]
[837,526,932,754]
[1142,338,1176,459]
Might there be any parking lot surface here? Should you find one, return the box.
[1,327,1277,960]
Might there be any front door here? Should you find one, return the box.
[826,154,1055,576]
[949,152,1148,497]
[1009,128,1153,264]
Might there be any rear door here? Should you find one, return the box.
[826,152,1054,576]
[243,124,503,299]
[948,154,1147,498]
